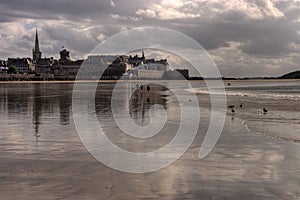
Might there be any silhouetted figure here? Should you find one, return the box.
[240,103,243,108]
[228,105,235,109]
[263,108,268,114]
[231,108,235,114]
[146,85,150,92]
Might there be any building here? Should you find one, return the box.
[59,49,71,63]
[7,57,34,74]
[58,60,83,77]
[35,57,59,75]
[31,29,60,76]
[103,55,132,79]
[128,50,145,67]
[54,48,83,79]
[0,60,8,73]
[79,55,117,78]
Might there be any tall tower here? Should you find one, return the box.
[141,49,145,59]
[32,29,42,63]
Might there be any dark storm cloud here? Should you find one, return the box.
[169,10,300,56]
[0,9,60,22]
[2,0,299,56]
[0,0,151,57]
[0,0,110,20]
[0,0,148,23]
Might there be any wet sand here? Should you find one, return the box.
[0,115,299,199]
[0,81,299,199]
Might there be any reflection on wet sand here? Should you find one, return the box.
[0,82,299,199]
[94,82,180,153]
[129,83,168,123]
[33,84,42,140]
[0,83,73,139]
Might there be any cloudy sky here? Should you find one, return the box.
[0,0,299,77]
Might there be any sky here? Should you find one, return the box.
[0,0,299,77]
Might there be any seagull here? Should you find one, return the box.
[228,105,235,109]
[263,108,268,114]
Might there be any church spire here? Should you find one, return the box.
[34,28,40,53]
[33,28,42,63]
[142,49,145,59]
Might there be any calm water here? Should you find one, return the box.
[0,81,299,199]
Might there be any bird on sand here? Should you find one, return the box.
[263,108,268,114]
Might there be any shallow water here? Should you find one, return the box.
[0,81,299,199]
[190,80,300,142]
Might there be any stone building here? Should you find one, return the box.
[78,55,117,78]
[35,57,59,75]
[128,50,145,67]
[7,58,35,74]
[54,48,83,79]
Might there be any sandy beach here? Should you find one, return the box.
[0,81,299,199]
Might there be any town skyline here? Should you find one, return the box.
[0,0,299,77]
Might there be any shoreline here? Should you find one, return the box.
[224,96,300,144]
[0,78,299,84]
